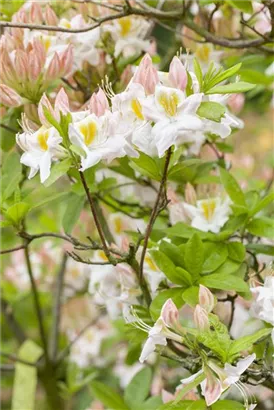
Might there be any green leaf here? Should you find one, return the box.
[174,372,205,404]
[90,381,129,410]
[219,167,246,207]
[212,400,245,410]
[193,58,203,91]
[29,191,70,210]
[184,234,204,278]
[167,222,214,240]
[202,243,228,273]
[43,158,72,187]
[206,82,255,95]
[150,288,184,321]
[2,151,22,201]
[62,194,85,234]
[182,286,199,307]
[130,153,161,181]
[205,63,242,91]
[245,244,274,256]
[226,0,253,13]
[150,250,186,285]
[200,274,249,293]
[197,102,226,123]
[249,192,274,216]
[247,217,274,238]
[229,328,272,358]
[11,340,43,410]
[175,267,193,287]
[143,396,163,409]
[211,259,241,275]
[159,240,185,268]
[227,242,246,262]
[124,368,152,407]
[6,202,30,225]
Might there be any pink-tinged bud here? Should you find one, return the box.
[227,93,245,114]
[32,38,46,66]
[38,93,55,126]
[194,305,209,332]
[184,183,196,205]
[60,45,73,77]
[30,3,43,24]
[202,369,222,406]
[28,52,42,81]
[54,88,70,117]
[14,50,28,82]
[89,88,109,117]
[133,53,159,95]
[168,56,188,91]
[161,298,180,329]
[45,5,58,26]
[199,285,215,313]
[162,389,174,404]
[0,84,22,107]
[120,65,132,87]
[44,53,60,82]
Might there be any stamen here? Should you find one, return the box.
[101,76,115,99]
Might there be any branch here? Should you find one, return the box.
[0,351,36,367]
[49,253,68,362]
[0,244,26,255]
[1,299,26,344]
[139,147,172,290]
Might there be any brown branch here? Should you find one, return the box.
[0,244,26,255]
[139,147,172,286]
[0,351,36,367]
[1,299,26,344]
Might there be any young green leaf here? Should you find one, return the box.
[228,328,272,358]
[182,286,199,307]
[249,192,274,217]
[43,158,72,187]
[204,63,242,91]
[197,102,226,122]
[150,288,184,321]
[124,367,152,407]
[62,194,85,234]
[130,153,161,181]
[159,240,185,268]
[90,381,129,410]
[227,242,246,262]
[184,234,204,278]
[5,202,30,225]
[206,81,255,95]
[200,273,249,293]
[247,217,274,239]
[150,250,186,285]
[193,58,203,90]
[202,243,228,273]
[219,167,246,207]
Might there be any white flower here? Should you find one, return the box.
[132,299,183,363]
[142,85,203,157]
[250,276,274,327]
[105,16,151,58]
[143,253,165,294]
[183,196,232,233]
[69,112,136,171]
[180,354,256,407]
[16,126,63,183]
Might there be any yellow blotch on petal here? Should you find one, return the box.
[131,98,144,120]
[98,250,108,261]
[114,217,123,234]
[145,256,158,272]
[118,17,132,37]
[80,121,97,146]
[41,35,52,52]
[196,44,211,64]
[158,92,179,117]
[37,129,49,151]
[201,199,217,221]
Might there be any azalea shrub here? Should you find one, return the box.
[1,1,274,410]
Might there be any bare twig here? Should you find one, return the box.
[0,351,36,367]
[0,244,26,255]
[1,299,26,344]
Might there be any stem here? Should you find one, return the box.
[79,171,111,258]
[49,253,68,362]
[1,299,26,343]
[139,148,172,285]
[23,246,49,364]
[93,198,115,244]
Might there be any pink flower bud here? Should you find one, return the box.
[168,56,188,91]
[60,45,73,77]
[203,369,222,406]
[30,3,43,24]
[194,305,209,331]
[184,183,196,205]
[45,5,58,26]
[54,88,70,118]
[89,88,109,117]
[38,93,55,126]
[199,285,215,313]
[161,298,180,329]
[227,93,245,114]
[44,53,60,82]
[0,84,22,107]
[14,50,28,82]
[133,53,159,95]
[28,51,42,81]
[32,38,46,67]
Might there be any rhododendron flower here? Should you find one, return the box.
[180,354,256,407]
[133,299,183,363]
[16,126,63,183]
[142,85,203,157]
[250,276,274,337]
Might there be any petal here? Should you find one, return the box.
[40,152,52,183]
[139,337,156,363]
[201,373,222,406]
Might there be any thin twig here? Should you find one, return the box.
[1,299,26,344]
[0,244,26,255]
[0,351,36,367]
[49,253,68,362]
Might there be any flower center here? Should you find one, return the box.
[114,217,123,234]
[98,250,108,261]
[118,17,132,37]
[201,199,217,221]
[60,19,71,29]
[158,92,179,117]
[131,98,144,120]
[196,44,211,63]
[79,121,97,146]
[37,130,49,151]
[41,35,52,52]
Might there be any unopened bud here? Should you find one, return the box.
[38,93,55,126]
[133,53,159,95]
[227,93,245,114]
[199,285,215,313]
[168,56,188,91]
[44,52,60,82]
[184,183,197,205]
[194,305,209,331]
[45,5,58,26]
[30,3,43,24]
[89,88,109,117]
[60,45,73,77]
[161,299,181,330]
[54,88,70,117]
[0,84,22,107]
[14,50,28,82]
